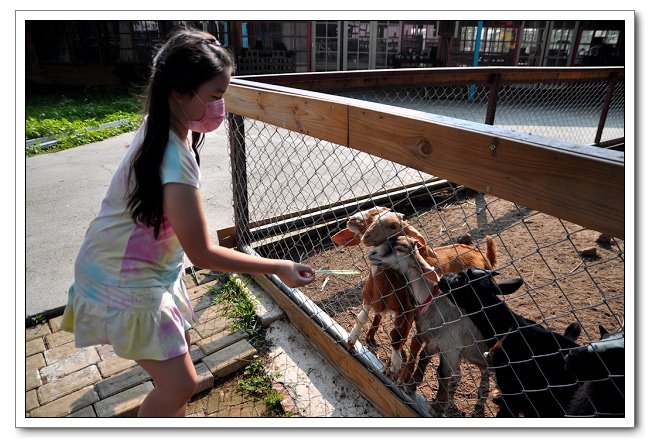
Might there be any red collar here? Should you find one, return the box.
[416,284,440,313]
[486,329,513,357]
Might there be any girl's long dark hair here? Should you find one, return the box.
[127,28,235,238]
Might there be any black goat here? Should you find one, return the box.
[438,268,580,417]
[564,325,625,417]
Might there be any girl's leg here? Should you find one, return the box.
[136,331,197,417]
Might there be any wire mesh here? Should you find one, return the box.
[327,78,624,146]
[225,76,625,418]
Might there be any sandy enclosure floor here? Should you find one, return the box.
[296,191,625,417]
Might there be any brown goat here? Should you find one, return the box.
[332,208,497,379]
[332,208,418,377]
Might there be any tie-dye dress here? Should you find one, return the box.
[60,120,199,361]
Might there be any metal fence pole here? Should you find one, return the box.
[227,112,252,249]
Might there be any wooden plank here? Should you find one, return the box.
[224,84,349,147]
[236,67,623,90]
[250,273,420,417]
[347,105,625,239]
[216,226,237,249]
[499,67,623,83]
[236,72,491,91]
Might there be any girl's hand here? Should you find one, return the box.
[275,260,316,288]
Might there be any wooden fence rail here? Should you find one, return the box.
[225,68,624,239]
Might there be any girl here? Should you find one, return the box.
[60,28,315,417]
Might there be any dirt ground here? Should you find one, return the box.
[299,190,625,417]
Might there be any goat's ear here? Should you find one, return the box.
[331,229,361,246]
[406,231,427,248]
[494,278,524,295]
[424,268,441,283]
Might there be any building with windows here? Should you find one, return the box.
[25,19,624,86]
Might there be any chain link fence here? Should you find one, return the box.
[329,78,624,146]
[224,68,625,418]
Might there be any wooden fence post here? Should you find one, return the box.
[485,73,501,126]
[595,71,618,145]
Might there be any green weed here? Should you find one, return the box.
[31,314,46,326]
[239,357,292,417]
[210,274,263,345]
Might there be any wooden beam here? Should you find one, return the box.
[224,84,349,147]
[250,273,421,417]
[347,106,624,239]
[216,226,237,249]
[235,67,623,90]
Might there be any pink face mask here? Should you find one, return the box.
[182,93,225,133]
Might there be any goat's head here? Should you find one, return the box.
[564,325,625,381]
[361,210,413,247]
[367,235,440,282]
[438,268,524,315]
[331,206,390,246]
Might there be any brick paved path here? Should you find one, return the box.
[25,271,267,418]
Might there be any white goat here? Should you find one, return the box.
[367,235,491,417]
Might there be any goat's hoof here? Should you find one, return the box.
[470,408,485,418]
[401,383,417,394]
[395,372,409,385]
[382,365,397,379]
[430,402,446,417]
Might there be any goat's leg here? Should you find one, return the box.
[366,314,383,349]
[347,305,371,351]
[433,352,463,417]
[470,367,491,417]
[396,334,424,389]
[384,311,414,378]
[409,343,438,395]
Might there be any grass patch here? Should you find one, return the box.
[25,87,144,156]
[210,274,264,345]
[239,357,292,417]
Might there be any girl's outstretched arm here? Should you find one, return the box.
[163,183,315,288]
